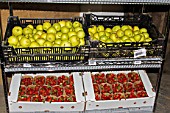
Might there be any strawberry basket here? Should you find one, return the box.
[2,16,90,64]
[84,13,164,59]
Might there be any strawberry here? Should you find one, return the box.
[32,95,44,102]
[127,72,141,83]
[100,83,112,93]
[57,75,69,86]
[117,73,128,83]
[137,91,148,97]
[93,83,100,94]
[125,92,137,99]
[94,73,106,84]
[39,85,51,97]
[64,85,75,95]
[45,76,57,86]
[18,95,32,102]
[123,82,135,92]
[95,93,101,101]
[101,93,113,100]
[21,76,33,86]
[91,74,96,83]
[69,75,74,85]
[33,76,45,86]
[113,93,125,100]
[26,85,40,95]
[106,73,117,84]
[18,85,26,96]
[51,85,64,96]
[112,83,124,93]
[45,95,58,102]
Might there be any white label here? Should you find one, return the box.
[23,63,31,67]
[134,48,146,58]
[134,61,142,64]
[88,59,96,65]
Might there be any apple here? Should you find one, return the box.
[25,34,33,39]
[33,34,41,40]
[105,32,111,37]
[88,26,97,34]
[65,21,73,28]
[116,29,124,37]
[69,35,80,47]
[133,26,139,31]
[36,38,46,46]
[41,33,47,40]
[53,43,60,47]
[93,33,100,40]
[124,29,133,37]
[112,25,120,33]
[68,31,77,38]
[29,41,40,47]
[46,33,56,42]
[12,26,23,36]
[73,21,80,28]
[97,25,105,32]
[105,28,112,33]
[134,34,141,42]
[19,37,31,47]
[43,41,53,47]
[36,30,44,36]
[61,33,69,41]
[140,28,147,33]
[128,25,133,30]
[100,35,108,42]
[130,37,136,42]
[69,27,75,32]
[58,20,66,27]
[143,32,149,38]
[47,27,57,34]
[74,27,83,32]
[27,24,34,30]
[61,26,69,34]
[79,38,85,46]
[56,32,62,39]
[36,25,43,31]
[43,22,51,31]
[105,38,113,46]
[121,25,129,31]
[133,30,140,35]
[121,35,129,41]
[145,37,152,42]
[139,34,145,42]
[8,36,19,46]
[54,39,62,45]
[77,31,85,39]
[33,29,37,34]
[60,40,72,50]
[17,35,24,41]
[98,31,105,37]
[110,33,118,42]
[29,37,35,42]
[53,23,61,31]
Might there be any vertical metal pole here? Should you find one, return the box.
[1,63,9,113]
[8,2,13,16]
[153,9,170,112]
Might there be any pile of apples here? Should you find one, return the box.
[88,25,152,44]
[8,20,86,50]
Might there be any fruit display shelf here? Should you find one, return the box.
[83,70,155,111]
[84,13,165,59]
[8,72,85,112]
[2,16,90,64]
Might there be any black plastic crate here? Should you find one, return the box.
[84,13,165,59]
[2,16,90,64]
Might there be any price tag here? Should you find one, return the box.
[134,48,146,58]
[134,61,142,64]
[88,59,96,65]
[23,63,31,67]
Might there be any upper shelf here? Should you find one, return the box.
[0,0,170,5]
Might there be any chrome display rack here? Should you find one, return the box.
[0,1,170,113]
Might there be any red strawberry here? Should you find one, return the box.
[69,75,74,85]
[127,72,141,83]
[45,95,58,102]
[100,83,112,93]
[113,93,125,100]
[21,76,33,86]
[106,73,117,84]
[123,82,135,92]
[64,85,75,95]
[95,93,101,100]
[57,75,69,86]
[32,95,44,102]
[18,85,26,95]
[125,92,137,99]
[33,76,45,86]
[101,93,113,100]
[117,73,128,83]
[51,85,64,96]
[137,91,148,97]
[93,83,100,94]
[112,83,124,93]
[39,85,51,97]
[45,76,57,86]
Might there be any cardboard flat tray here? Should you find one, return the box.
[8,73,85,112]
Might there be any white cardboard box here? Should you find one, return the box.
[8,73,85,112]
[83,70,155,110]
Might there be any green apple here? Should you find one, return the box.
[58,20,66,28]
[105,28,112,33]
[133,26,140,31]
[74,27,83,32]
[41,33,47,40]
[60,40,72,50]
[79,38,85,46]
[69,35,80,47]
[33,29,37,34]
[69,27,75,32]
[46,33,56,42]
[18,35,24,41]
[134,34,141,42]
[25,34,33,39]
[145,37,152,42]
[8,35,19,46]
[98,31,105,37]
[73,21,80,28]
[61,26,69,34]
[143,32,149,38]
[77,31,85,39]
[61,33,69,41]
[140,28,147,33]
[88,26,97,34]
[110,33,118,42]
[12,26,23,36]
[54,39,62,45]
[36,30,44,36]
[43,41,53,47]
[105,32,111,37]
[97,25,105,32]
[36,24,43,31]
[53,23,61,31]
[56,32,62,39]
[47,27,57,34]
[68,31,77,38]
[130,37,136,42]
[43,22,51,31]
[29,41,40,47]
[33,34,41,40]
[121,35,129,41]
[36,38,46,46]
[121,25,129,31]
[27,24,34,30]
[124,29,133,37]
[128,25,133,30]
[139,34,145,42]
[93,33,100,40]
[100,35,108,42]
[133,30,140,35]
[112,25,121,33]
[29,37,35,42]
[19,37,31,47]
[116,29,124,37]
[105,38,113,46]
[65,21,73,29]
